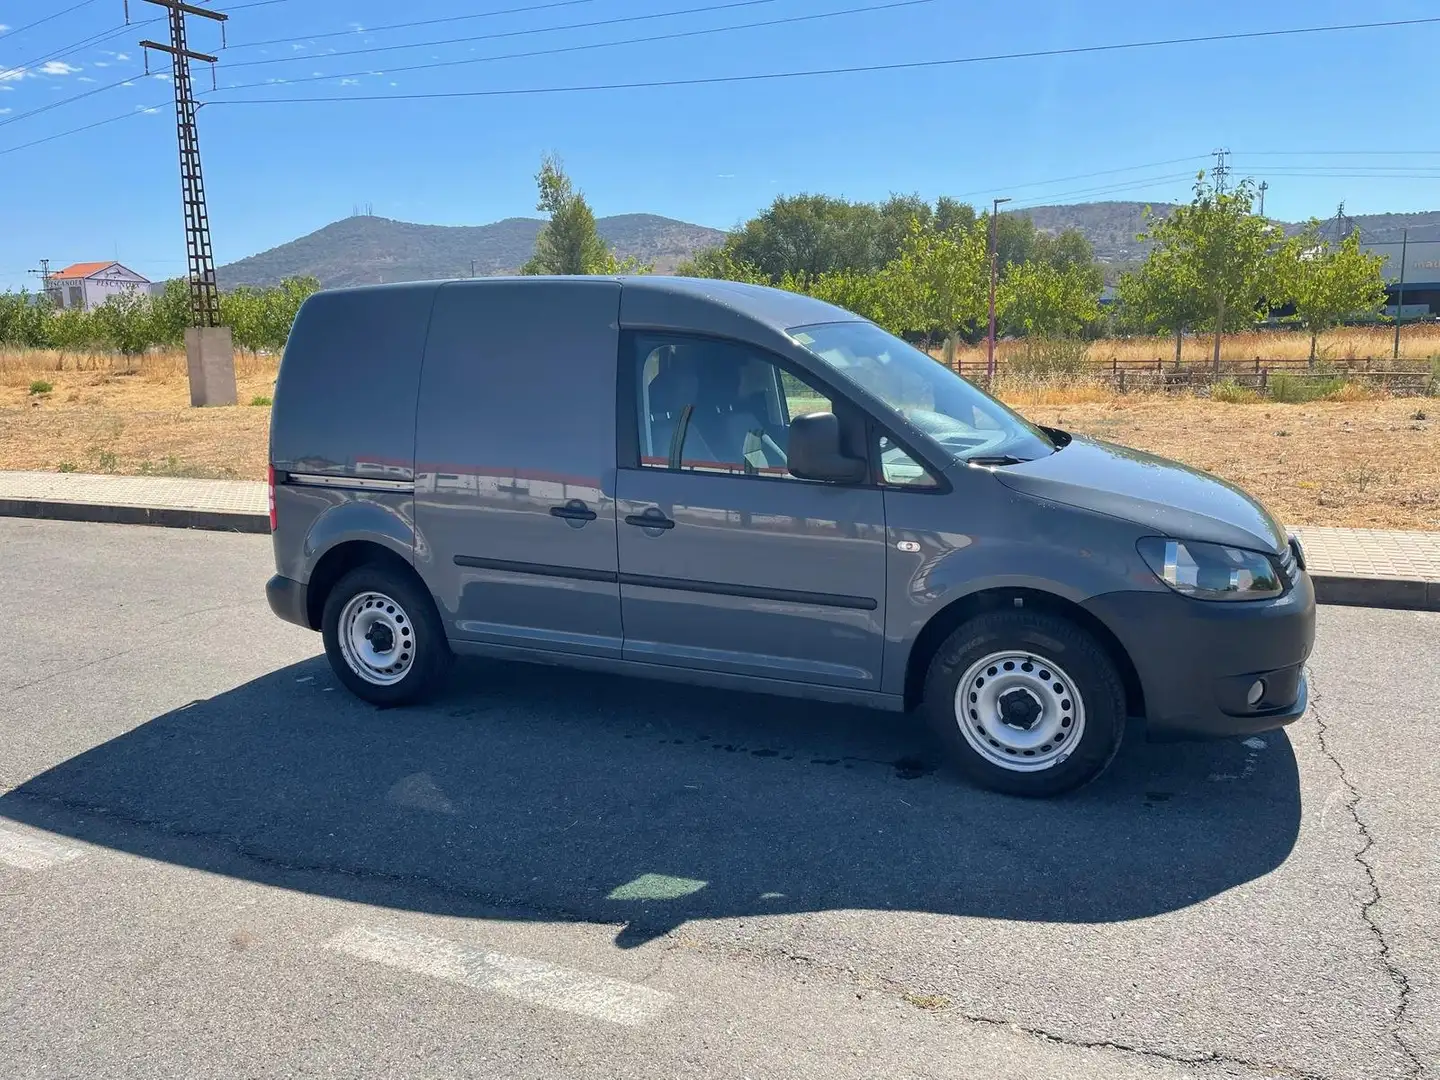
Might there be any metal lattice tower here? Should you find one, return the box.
[140,0,226,328]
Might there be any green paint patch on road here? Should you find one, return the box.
[607,873,708,901]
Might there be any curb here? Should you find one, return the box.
[1310,573,1440,612]
[0,498,268,535]
[2,498,1437,611]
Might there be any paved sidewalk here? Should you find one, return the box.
[0,471,1436,608]
[0,470,267,534]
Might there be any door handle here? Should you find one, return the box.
[624,509,675,531]
[550,500,597,523]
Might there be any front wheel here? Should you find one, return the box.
[921,610,1126,797]
[321,564,452,706]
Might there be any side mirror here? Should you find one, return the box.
[787,412,868,484]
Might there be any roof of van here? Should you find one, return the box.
[616,276,863,330]
[307,275,864,332]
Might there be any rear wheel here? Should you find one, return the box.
[321,564,452,706]
[921,610,1125,797]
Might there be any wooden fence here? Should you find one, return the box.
[952,356,1437,395]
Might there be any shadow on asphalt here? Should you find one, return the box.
[0,656,1301,947]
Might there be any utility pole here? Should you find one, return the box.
[139,0,236,406]
[1393,228,1408,360]
[27,258,55,305]
[985,196,1011,383]
[1333,201,1347,245]
[1257,180,1268,218]
[1212,148,1230,194]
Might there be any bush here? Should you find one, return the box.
[28,379,53,395]
[249,395,272,407]
[1268,371,1344,403]
[1009,337,1088,376]
[1211,379,1258,404]
[1429,355,1440,397]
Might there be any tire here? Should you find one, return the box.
[321,564,453,707]
[920,610,1126,797]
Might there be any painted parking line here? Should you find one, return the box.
[0,827,85,870]
[325,924,675,1027]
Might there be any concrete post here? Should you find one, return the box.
[184,325,237,407]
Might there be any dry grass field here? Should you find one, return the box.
[951,324,1440,367]
[2,344,1437,529]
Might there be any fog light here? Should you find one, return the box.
[1246,680,1266,707]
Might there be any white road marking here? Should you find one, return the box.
[326,924,674,1027]
[0,827,85,870]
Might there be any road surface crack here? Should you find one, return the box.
[666,936,1328,1079]
[1309,675,1420,1078]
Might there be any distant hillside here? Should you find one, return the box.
[1015,202,1440,267]
[219,213,727,288]
[220,203,1440,291]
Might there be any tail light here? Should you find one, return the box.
[267,464,277,531]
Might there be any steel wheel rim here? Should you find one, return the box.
[953,650,1085,772]
[337,591,415,686]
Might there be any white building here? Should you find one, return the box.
[47,262,152,311]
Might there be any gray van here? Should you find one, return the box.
[265,276,1314,796]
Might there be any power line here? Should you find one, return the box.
[221,0,781,70]
[209,0,935,95]
[0,100,167,158]
[1009,172,1200,208]
[210,14,1440,103]
[0,70,169,130]
[0,20,158,79]
[8,12,1440,160]
[1236,149,1440,156]
[224,0,596,50]
[952,156,1207,199]
[0,0,102,45]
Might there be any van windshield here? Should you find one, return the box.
[788,321,1056,465]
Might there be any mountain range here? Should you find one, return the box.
[217,214,726,288]
[217,204,1440,289]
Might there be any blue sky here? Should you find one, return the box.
[2,0,1439,289]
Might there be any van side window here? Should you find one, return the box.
[878,433,940,488]
[634,334,836,480]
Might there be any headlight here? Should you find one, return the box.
[1137,537,1284,601]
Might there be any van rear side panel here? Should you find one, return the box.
[269,283,439,585]
[270,283,438,479]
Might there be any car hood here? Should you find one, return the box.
[990,433,1287,553]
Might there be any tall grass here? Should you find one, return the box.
[944,324,1440,368]
[0,346,277,387]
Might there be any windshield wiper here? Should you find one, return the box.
[967,454,1026,467]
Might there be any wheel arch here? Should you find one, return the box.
[305,540,421,631]
[902,587,1145,719]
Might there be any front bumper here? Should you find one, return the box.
[266,573,314,630]
[1084,571,1316,741]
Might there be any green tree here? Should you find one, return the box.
[723,194,887,280]
[1115,243,1209,364]
[0,290,55,347]
[88,286,155,355]
[998,260,1101,340]
[150,279,191,347]
[673,246,771,283]
[879,221,988,344]
[1135,173,1281,370]
[1278,228,1388,362]
[521,155,636,275]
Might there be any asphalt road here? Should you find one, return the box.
[0,518,1434,1080]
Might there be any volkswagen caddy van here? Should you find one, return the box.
[266,277,1314,796]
